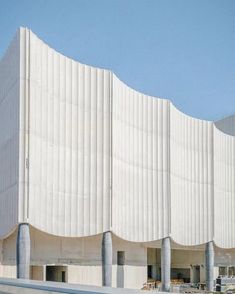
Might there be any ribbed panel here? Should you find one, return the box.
[27,30,111,237]
[214,126,235,248]
[3,27,235,246]
[170,105,214,245]
[112,75,170,242]
[0,30,20,238]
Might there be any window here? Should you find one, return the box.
[219,267,227,276]
[117,251,125,266]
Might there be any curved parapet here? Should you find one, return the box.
[27,29,111,237]
[214,126,235,248]
[170,105,214,245]
[112,75,170,242]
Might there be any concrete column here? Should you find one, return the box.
[43,265,47,281]
[161,237,171,292]
[102,231,112,287]
[205,241,214,291]
[16,223,30,279]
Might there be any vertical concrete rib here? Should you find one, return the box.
[16,223,30,279]
[161,237,171,292]
[205,241,214,291]
[102,231,112,286]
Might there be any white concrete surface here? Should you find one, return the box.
[1,226,233,287]
[0,28,235,290]
[0,28,20,238]
[214,125,235,248]
[170,105,214,246]
[27,29,111,237]
[2,27,231,247]
[112,75,170,242]
[0,227,147,288]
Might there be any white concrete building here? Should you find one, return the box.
[0,27,235,290]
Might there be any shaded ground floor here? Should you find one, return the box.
[1,226,235,290]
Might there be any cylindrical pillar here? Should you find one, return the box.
[16,223,30,279]
[205,241,214,291]
[102,231,112,287]
[161,237,171,292]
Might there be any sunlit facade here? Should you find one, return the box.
[0,27,235,290]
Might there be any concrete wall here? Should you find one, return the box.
[1,29,235,290]
[1,27,235,250]
[112,75,170,242]
[170,105,214,246]
[0,28,21,238]
[112,234,147,289]
[1,229,16,279]
[68,265,101,286]
[1,227,147,289]
[214,126,235,248]
[31,266,44,281]
[23,28,235,249]
[2,227,235,287]
[27,28,111,237]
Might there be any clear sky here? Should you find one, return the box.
[0,0,234,120]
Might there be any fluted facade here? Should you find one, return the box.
[0,27,235,248]
[170,105,214,245]
[214,126,235,248]
[0,29,21,238]
[112,75,170,242]
[28,31,111,237]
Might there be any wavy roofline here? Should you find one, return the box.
[1,27,234,138]
[0,27,235,246]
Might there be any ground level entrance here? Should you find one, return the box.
[31,265,67,283]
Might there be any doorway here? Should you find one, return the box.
[46,266,67,282]
[191,265,200,283]
[171,268,190,283]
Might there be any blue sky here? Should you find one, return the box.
[0,0,234,120]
